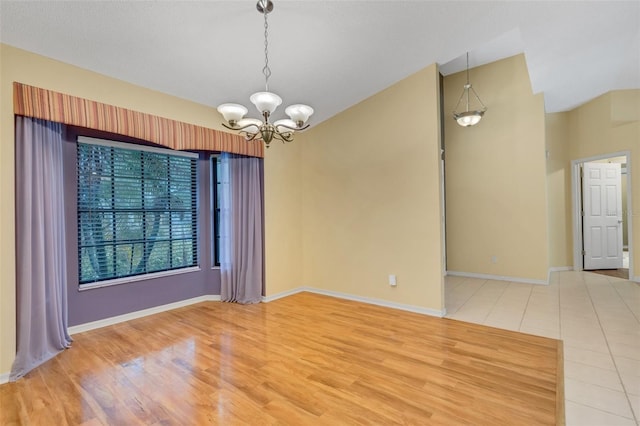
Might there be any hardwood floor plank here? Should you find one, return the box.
[34,357,97,425]
[0,292,562,424]
[0,381,25,425]
[556,341,566,426]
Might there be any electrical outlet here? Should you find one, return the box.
[389,274,397,286]
[491,255,498,264]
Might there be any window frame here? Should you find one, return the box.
[76,136,200,290]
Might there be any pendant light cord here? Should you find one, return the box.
[466,52,470,85]
[466,52,470,110]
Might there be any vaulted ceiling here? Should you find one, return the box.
[1,1,638,126]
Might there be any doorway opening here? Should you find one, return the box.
[571,151,633,280]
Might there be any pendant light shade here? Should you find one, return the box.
[454,109,484,127]
[274,119,297,134]
[250,91,282,114]
[236,118,262,134]
[285,104,314,126]
[217,103,248,125]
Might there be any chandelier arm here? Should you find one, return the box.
[221,121,266,132]
[244,132,260,142]
[280,133,294,143]
[275,123,310,132]
[272,130,294,143]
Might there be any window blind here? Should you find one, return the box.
[77,137,198,285]
[211,155,221,267]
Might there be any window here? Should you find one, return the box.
[211,155,221,267]
[77,137,198,285]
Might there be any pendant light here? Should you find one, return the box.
[453,52,487,127]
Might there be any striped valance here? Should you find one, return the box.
[13,82,263,158]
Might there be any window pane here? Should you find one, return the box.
[77,141,198,285]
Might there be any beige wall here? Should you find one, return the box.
[263,140,304,297]
[444,54,549,282]
[546,112,573,267]
[298,64,445,312]
[567,90,639,278]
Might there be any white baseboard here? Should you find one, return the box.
[547,267,573,284]
[447,270,548,285]
[68,294,220,335]
[0,371,10,385]
[299,287,446,318]
[262,287,305,302]
[633,276,640,283]
[549,266,573,272]
[69,284,448,335]
[263,286,446,317]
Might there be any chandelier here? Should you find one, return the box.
[217,0,314,147]
[452,52,487,127]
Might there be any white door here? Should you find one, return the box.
[583,162,623,270]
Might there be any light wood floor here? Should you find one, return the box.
[0,292,563,425]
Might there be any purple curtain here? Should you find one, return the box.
[219,153,264,303]
[10,116,72,381]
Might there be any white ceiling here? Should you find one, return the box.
[1,1,638,127]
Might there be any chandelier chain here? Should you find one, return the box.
[262,7,271,91]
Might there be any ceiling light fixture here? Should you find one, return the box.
[217,0,313,147]
[453,52,487,127]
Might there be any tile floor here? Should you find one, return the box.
[445,270,640,426]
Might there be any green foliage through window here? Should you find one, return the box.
[77,138,198,284]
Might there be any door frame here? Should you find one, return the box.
[571,150,633,279]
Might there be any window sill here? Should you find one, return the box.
[78,266,202,291]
